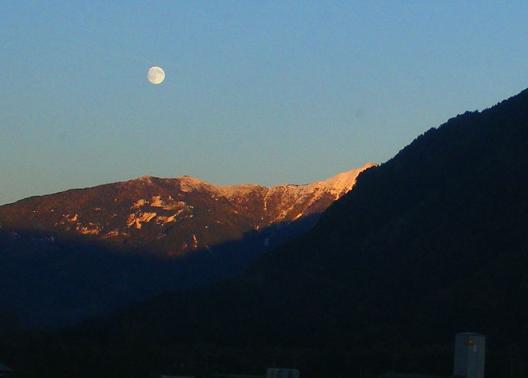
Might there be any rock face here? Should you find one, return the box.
[0,163,374,257]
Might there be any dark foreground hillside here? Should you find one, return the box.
[3,88,528,377]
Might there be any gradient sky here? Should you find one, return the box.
[1,1,527,205]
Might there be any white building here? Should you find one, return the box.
[453,333,486,378]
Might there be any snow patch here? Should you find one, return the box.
[131,199,148,209]
[77,223,100,235]
[156,210,183,225]
[293,212,303,220]
[65,214,79,222]
[309,162,376,199]
[150,196,164,207]
[103,230,120,238]
[127,212,157,229]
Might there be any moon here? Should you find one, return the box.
[147,66,165,85]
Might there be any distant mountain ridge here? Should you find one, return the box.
[0,163,373,327]
[0,163,374,257]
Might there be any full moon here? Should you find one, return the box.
[147,66,165,85]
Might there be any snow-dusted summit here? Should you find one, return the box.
[0,163,375,256]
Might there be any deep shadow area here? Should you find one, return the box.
[0,213,320,328]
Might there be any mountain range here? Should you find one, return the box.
[0,164,373,256]
[0,164,373,326]
[3,87,528,378]
[34,87,528,378]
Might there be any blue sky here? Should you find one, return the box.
[1,1,527,204]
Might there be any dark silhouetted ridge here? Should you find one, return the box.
[57,87,528,378]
